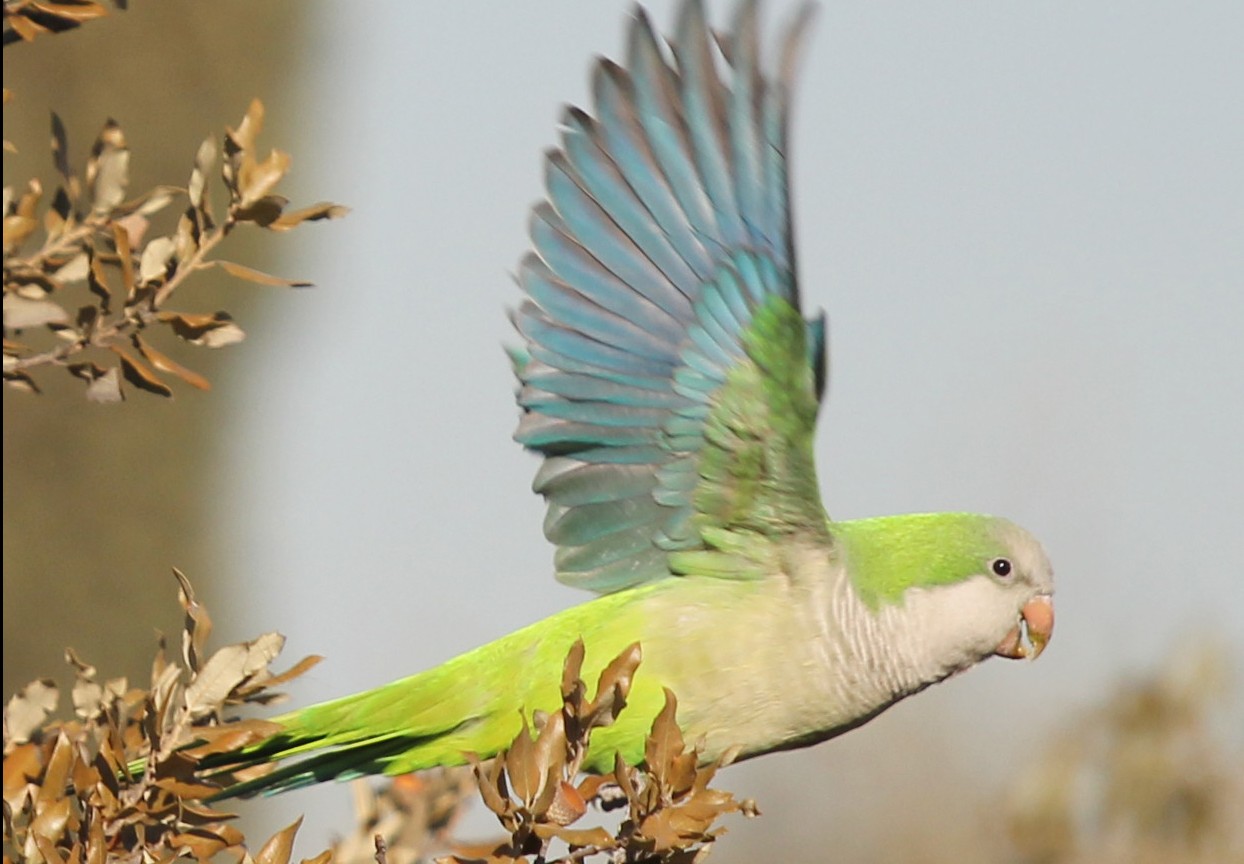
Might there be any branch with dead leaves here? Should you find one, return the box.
[2,0,119,46]
[2,575,759,864]
[3,98,347,400]
[2,569,329,862]
[440,641,758,864]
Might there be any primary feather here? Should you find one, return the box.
[513,0,826,593]
[215,0,1055,798]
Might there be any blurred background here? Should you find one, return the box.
[4,1,1242,861]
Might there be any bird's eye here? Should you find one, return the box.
[991,558,1013,578]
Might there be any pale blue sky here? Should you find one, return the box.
[220,2,1243,857]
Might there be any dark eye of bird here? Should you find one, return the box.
[991,558,1013,578]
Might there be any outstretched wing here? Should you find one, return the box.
[512,0,830,593]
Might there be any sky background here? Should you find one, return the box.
[215,2,1243,858]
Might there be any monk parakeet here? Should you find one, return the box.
[223,0,1054,796]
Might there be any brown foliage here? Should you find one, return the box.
[2,579,756,864]
[1,570,327,862]
[3,97,347,399]
[2,0,115,46]
[441,641,756,864]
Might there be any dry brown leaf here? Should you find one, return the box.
[3,179,43,252]
[109,221,134,297]
[254,816,302,864]
[7,11,46,42]
[589,642,641,726]
[138,235,176,285]
[3,211,39,251]
[4,680,60,747]
[232,194,289,227]
[35,735,74,806]
[83,365,123,403]
[152,775,225,800]
[183,633,284,718]
[69,754,101,798]
[612,753,639,816]
[110,346,173,397]
[159,311,246,348]
[238,149,291,209]
[469,752,512,824]
[254,653,324,690]
[3,742,43,805]
[188,136,216,211]
[167,824,243,860]
[3,368,41,393]
[32,829,71,864]
[228,99,265,156]
[85,249,111,311]
[65,648,102,719]
[114,210,149,251]
[133,336,211,391]
[86,120,129,215]
[38,1,111,23]
[175,567,212,671]
[504,717,540,807]
[14,0,110,39]
[2,293,68,328]
[180,718,281,760]
[212,259,311,287]
[52,252,89,285]
[269,201,350,231]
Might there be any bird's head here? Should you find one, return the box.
[839,513,1055,671]
[982,519,1055,661]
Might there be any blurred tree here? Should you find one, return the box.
[3,0,314,697]
[850,640,1243,864]
[1006,640,1242,864]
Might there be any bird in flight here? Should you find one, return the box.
[220,0,1054,796]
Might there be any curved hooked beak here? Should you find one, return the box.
[994,594,1054,660]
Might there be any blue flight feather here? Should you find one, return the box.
[510,1,824,591]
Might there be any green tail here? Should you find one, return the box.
[209,586,666,798]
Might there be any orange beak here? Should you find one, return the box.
[994,595,1054,660]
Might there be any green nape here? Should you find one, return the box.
[835,512,1008,609]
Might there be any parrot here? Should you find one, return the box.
[219,0,1055,797]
